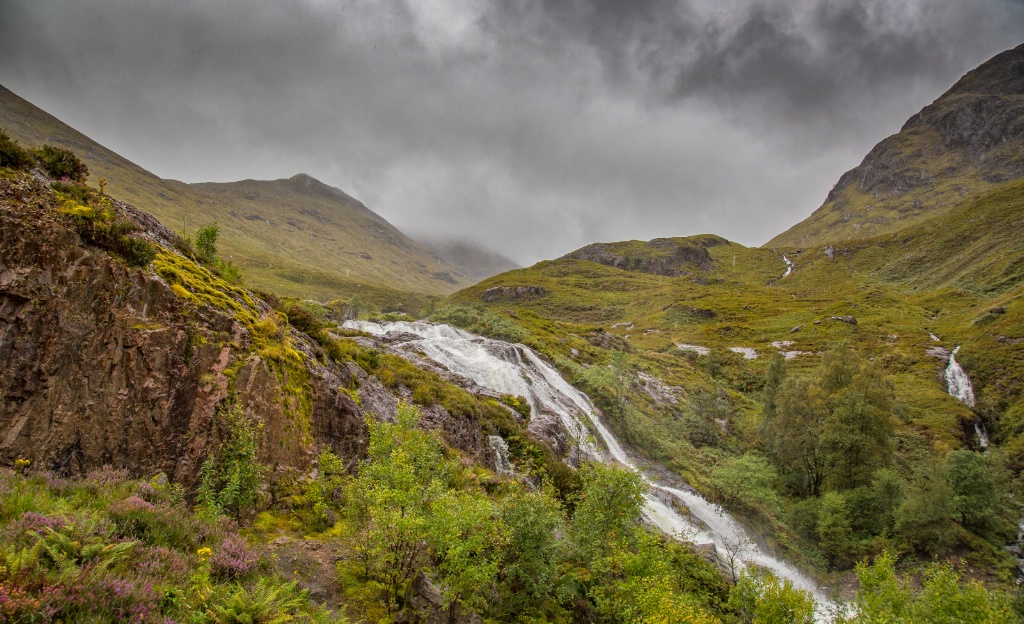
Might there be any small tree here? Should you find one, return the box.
[0,129,33,170]
[720,535,752,584]
[344,403,452,615]
[495,485,565,619]
[572,462,645,563]
[197,404,265,522]
[194,223,220,263]
[429,490,507,622]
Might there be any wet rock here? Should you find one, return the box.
[790,325,802,333]
[831,315,858,325]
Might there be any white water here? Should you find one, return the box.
[344,319,834,614]
[782,255,794,278]
[945,346,976,407]
[945,346,988,450]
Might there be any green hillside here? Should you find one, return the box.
[439,177,1024,579]
[0,84,473,301]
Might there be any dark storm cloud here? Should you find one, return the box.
[1,1,1022,265]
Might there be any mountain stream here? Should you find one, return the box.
[945,346,988,449]
[345,320,835,615]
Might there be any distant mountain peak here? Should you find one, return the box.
[768,43,1024,248]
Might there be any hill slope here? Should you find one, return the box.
[768,42,1024,248]
[0,84,474,300]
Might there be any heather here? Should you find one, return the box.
[0,467,341,623]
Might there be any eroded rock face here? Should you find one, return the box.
[562,236,726,276]
[481,285,547,302]
[0,176,368,485]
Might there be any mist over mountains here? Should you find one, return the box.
[1,11,1024,623]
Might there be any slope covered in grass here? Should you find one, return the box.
[0,85,473,300]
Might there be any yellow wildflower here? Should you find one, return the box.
[196,547,213,559]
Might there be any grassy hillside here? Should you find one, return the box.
[0,84,473,301]
[439,177,1024,579]
[768,43,1024,248]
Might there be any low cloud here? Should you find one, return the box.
[2,0,1021,264]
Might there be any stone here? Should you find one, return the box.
[481,285,546,303]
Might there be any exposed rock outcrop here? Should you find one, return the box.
[0,175,370,486]
[562,235,728,276]
[0,172,508,489]
[481,285,547,302]
[768,43,1024,247]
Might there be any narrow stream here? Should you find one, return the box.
[344,319,835,614]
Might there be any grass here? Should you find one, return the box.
[0,86,471,301]
[437,178,1024,579]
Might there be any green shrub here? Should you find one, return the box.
[197,404,266,522]
[35,144,88,181]
[63,203,157,267]
[284,303,327,336]
[195,223,220,263]
[0,129,34,170]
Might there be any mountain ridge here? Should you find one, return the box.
[0,84,499,302]
[768,42,1024,248]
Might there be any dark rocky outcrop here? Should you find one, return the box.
[562,235,727,276]
[0,174,498,487]
[0,175,370,485]
[481,285,547,302]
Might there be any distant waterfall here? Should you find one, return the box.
[945,346,987,449]
[945,346,976,407]
[344,319,835,617]
[782,255,794,278]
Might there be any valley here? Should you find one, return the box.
[1,40,1024,624]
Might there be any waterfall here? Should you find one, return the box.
[782,255,794,278]
[945,346,976,407]
[344,319,835,615]
[945,346,987,449]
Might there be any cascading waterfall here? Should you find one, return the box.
[945,346,988,449]
[344,319,835,615]
[945,346,976,407]
[782,255,794,278]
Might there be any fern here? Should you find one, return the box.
[210,579,308,623]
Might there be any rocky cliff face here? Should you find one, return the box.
[768,42,1024,248]
[0,174,493,486]
[562,235,727,276]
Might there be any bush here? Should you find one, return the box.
[197,404,266,522]
[195,223,219,263]
[63,203,157,267]
[35,144,88,181]
[210,534,260,580]
[895,468,957,555]
[0,129,33,170]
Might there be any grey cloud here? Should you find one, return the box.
[1,1,1022,266]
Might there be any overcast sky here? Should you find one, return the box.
[1,1,1022,265]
